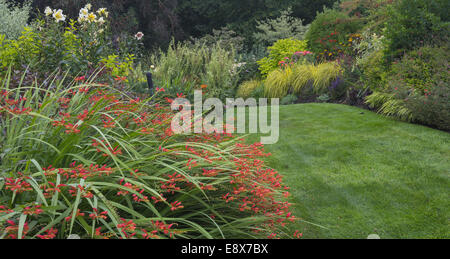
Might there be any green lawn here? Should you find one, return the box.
[244,103,450,239]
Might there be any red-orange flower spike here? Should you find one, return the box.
[114,76,127,82]
[75,76,86,82]
[5,177,32,193]
[36,227,58,239]
[23,205,44,216]
[170,200,184,211]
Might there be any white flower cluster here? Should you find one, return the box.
[44,7,66,23]
[44,4,109,25]
[78,4,109,24]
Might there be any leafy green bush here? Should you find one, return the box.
[0,27,40,70]
[203,45,239,99]
[317,94,331,103]
[404,82,450,131]
[150,40,239,100]
[257,38,308,77]
[280,94,297,105]
[193,27,245,53]
[236,44,267,84]
[0,4,142,81]
[366,45,450,130]
[353,30,387,91]
[389,45,449,92]
[0,69,299,239]
[100,54,135,78]
[250,83,266,99]
[337,0,381,17]
[304,8,363,60]
[383,0,449,62]
[253,8,310,46]
[0,0,31,40]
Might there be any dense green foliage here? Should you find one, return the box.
[253,8,310,46]
[0,0,31,39]
[2,0,449,240]
[14,0,335,50]
[0,70,298,240]
[366,45,450,130]
[383,0,449,61]
[257,39,308,77]
[0,3,142,82]
[149,41,239,100]
[305,8,363,60]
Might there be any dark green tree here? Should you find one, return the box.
[12,0,338,50]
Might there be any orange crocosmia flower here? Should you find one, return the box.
[75,76,86,82]
[114,76,127,82]
[200,84,207,89]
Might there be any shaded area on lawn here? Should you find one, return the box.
[244,103,449,238]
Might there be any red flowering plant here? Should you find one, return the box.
[315,31,361,61]
[0,68,301,239]
[277,50,315,70]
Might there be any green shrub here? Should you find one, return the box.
[253,8,310,46]
[0,69,299,239]
[353,31,387,91]
[383,0,449,62]
[317,94,331,103]
[150,40,239,100]
[193,27,245,53]
[257,38,308,77]
[0,0,31,40]
[337,0,381,17]
[236,44,267,84]
[366,91,413,121]
[304,8,364,59]
[0,27,40,70]
[366,45,450,130]
[389,45,449,92]
[250,83,266,99]
[202,45,238,99]
[100,54,135,78]
[0,4,142,81]
[405,82,450,131]
[280,94,297,105]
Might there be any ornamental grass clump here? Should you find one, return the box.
[264,62,342,99]
[0,68,299,239]
[236,79,264,99]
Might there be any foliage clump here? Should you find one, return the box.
[0,69,300,239]
[0,0,31,40]
[253,8,310,46]
[257,38,308,77]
